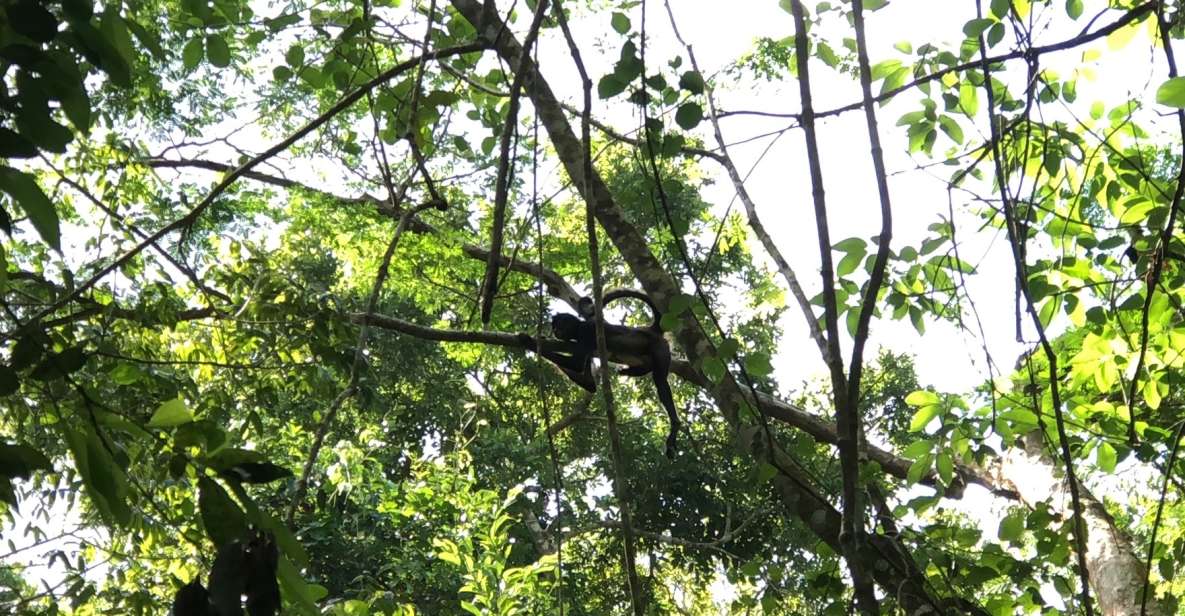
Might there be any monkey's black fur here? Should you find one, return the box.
[519,289,680,457]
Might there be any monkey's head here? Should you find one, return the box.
[550,313,582,340]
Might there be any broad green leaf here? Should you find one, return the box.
[998,511,1024,542]
[100,7,137,67]
[148,397,194,428]
[674,102,703,130]
[277,556,320,614]
[958,81,979,116]
[610,12,630,34]
[198,476,249,547]
[962,18,994,38]
[902,439,932,459]
[206,34,230,67]
[937,115,964,143]
[182,36,204,70]
[986,22,1005,47]
[744,352,774,378]
[936,452,954,485]
[1144,379,1163,410]
[285,44,305,67]
[701,356,725,383]
[678,70,705,94]
[59,87,92,132]
[1156,77,1185,108]
[909,404,941,432]
[1096,441,1117,472]
[907,453,933,484]
[0,167,59,249]
[597,73,628,99]
[0,442,52,478]
[905,390,940,406]
[15,109,73,153]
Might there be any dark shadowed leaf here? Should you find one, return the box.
[0,128,36,158]
[0,167,59,249]
[0,442,52,479]
[198,476,250,547]
[30,345,87,380]
[220,462,293,484]
[206,34,230,67]
[674,102,702,129]
[172,580,215,616]
[11,0,58,42]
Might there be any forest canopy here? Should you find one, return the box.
[1,0,1184,614]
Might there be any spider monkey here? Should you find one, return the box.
[518,289,681,458]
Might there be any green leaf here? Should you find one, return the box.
[901,439,932,459]
[597,73,628,99]
[904,390,940,406]
[937,115,964,143]
[182,36,204,70]
[998,511,1024,542]
[100,7,137,68]
[30,345,86,380]
[0,365,18,396]
[936,452,954,485]
[958,81,979,116]
[1156,77,1185,108]
[65,428,132,527]
[10,0,58,43]
[148,397,194,428]
[906,453,933,484]
[72,21,132,86]
[986,22,1005,47]
[220,461,293,484]
[962,18,995,38]
[701,356,725,383]
[59,87,92,132]
[743,352,774,378]
[198,476,249,547]
[610,12,630,34]
[1096,441,1117,472]
[276,557,320,614]
[990,0,1010,19]
[909,405,940,432]
[678,70,705,95]
[0,167,59,250]
[206,34,230,67]
[717,338,740,360]
[1066,0,1083,19]
[0,128,37,158]
[0,442,52,479]
[674,102,703,130]
[15,107,73,153]
[285,44,305,67]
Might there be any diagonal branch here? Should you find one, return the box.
[14,41,485,341]
[479,0,551,324]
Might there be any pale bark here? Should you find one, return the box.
[991,432,1170,616]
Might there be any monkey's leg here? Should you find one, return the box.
[540,351,597,393]
[652,370,680,458]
